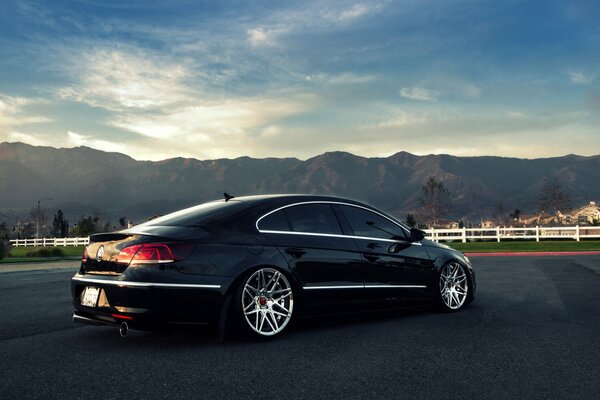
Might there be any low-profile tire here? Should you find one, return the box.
[233,267,294,339]
[435,261,470,312]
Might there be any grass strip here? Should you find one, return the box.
[446,240,600,253]
[6,246,85,259]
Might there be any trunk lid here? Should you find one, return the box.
[83,233,142,275]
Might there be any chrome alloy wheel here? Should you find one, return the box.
[439,262,468,310]
[242,268,294,336]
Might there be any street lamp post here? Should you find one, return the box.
[36,197,52,239]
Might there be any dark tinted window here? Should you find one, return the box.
[340,205,408,240]
[258,210,290,231]
[285,204,342,234]
[138,200,247,227]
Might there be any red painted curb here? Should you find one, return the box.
[464,251,600,257]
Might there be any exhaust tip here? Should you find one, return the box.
[119,322,128,338]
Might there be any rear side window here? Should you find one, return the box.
[284,204,343,234]
[340,205,408,240]
[258,210,291,231]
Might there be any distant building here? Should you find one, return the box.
[436,219,460,229]
[515,201,599,227]
[557,201,600,225]
[480,219,495,228]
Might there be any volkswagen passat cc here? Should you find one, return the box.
[72,194,475,338]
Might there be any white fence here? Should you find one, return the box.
[424,226,600,242]
[9,237,90,247]
[7,226,600,247]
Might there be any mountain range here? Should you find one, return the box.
[1,141,599,224]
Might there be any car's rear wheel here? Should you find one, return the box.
[436,261,469,311]
[236,267,294,338]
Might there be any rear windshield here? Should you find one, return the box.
[137,200,247,227]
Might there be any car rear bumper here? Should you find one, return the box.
[71,273,232,329]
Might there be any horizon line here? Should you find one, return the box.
[2,141,598,163]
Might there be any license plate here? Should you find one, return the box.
[81,287,100,307]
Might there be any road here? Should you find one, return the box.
[1,256,599,399]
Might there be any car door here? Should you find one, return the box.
[335,204,435,305]
[257,202,365,311]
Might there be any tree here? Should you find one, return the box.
[509,209,521,221]
[536,179,571,214]
[0,222,9,241]
[119,217,127,228]
[508,208,521,221]
[72,216,98,237]
[72,214,113,237]
[14,221,35,239]
[0,239,9,260]
[494,200,507,225]
[405,214,416,228]
[418,176,452,228]
[52,209,69,237]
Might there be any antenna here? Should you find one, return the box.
[224,192,235,202]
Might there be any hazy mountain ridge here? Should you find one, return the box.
[1,142,599,223]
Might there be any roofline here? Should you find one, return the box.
[232,193,367,205]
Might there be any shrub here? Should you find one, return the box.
[0,241,9,259]
[25,247,65,258]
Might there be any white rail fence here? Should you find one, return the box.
[424,226,600,242]
[9,237,90,247]
[7,226,600,247]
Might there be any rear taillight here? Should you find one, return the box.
[116,244,142,264]
[116,243,192,266]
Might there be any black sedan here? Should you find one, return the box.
[72,194,475,338]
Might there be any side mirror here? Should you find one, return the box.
[388,242,410,253]
[409,228,425,242]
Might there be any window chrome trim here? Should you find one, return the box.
[364,285,427,289]
[259,229,420,244]
[303,285,363,290]
[72,276,221,290]
[303,284,427,290]
[256,200,416,244]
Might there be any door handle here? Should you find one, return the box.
[364,254,379,263]
[285,248,306,258]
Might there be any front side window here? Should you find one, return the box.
[340,205,407,241]
[284,204,343,234]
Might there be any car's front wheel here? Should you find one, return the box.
[236,267,294,338]
[436,261,469,311]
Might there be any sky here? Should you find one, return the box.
[0,0,598,161]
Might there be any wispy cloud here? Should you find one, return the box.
[247,27,288,47]
[111,96,311,139]
[4,131,56,147]
[57,48,190,111]
[0,95,51,128]
[399,87,439,102]
[303,72,376,85]
[50,44,315,158]
[66,131,132,154]
[322,3,373,23]
[569,71,594,85]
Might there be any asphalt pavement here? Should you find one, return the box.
[0,256,599,399]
